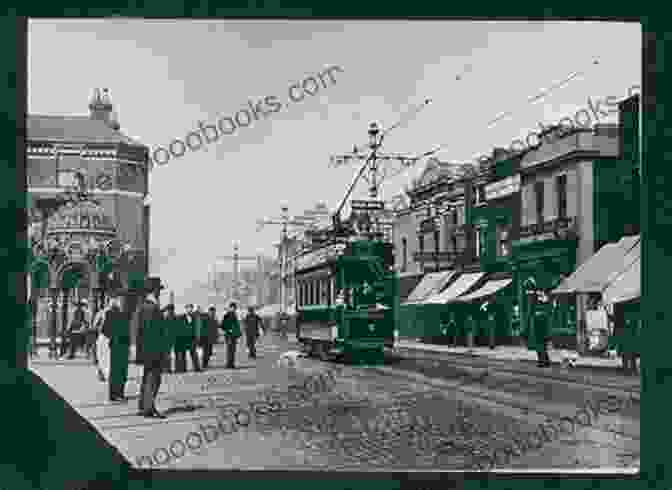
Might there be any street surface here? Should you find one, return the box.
[31,333,639,471]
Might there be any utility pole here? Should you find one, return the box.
[257,205,308,314]
[213,242,261,306]
[330,113,429,240]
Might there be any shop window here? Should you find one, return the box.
[556,174,567,219]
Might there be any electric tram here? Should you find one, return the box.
[295,238,398,364]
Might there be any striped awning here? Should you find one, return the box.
[425,272,485,304]
[456,279,512,303]
[404,270,456,304]
[553,235,640,295]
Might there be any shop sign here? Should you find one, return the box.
[295,243,346,271]
[485,175,520,201]
[351,199,384,211]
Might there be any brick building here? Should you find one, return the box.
[28,88,150,344]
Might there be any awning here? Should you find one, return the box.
[552,235,640,295]
[404,270,456,304]
[602,242,640,305]
[456,279,512,303]
[425,272,485,304]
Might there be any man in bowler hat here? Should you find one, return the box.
[103,293,131,402]
[138,292,169,418]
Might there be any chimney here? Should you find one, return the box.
[88,88,118,129]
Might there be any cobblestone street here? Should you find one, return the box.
[32,333,639,472]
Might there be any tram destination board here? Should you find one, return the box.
[351,200,385,211]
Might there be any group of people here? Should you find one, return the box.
[92,293,266,419]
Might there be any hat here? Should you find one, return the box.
[162,304,175,312]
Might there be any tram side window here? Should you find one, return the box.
[299,282,304,307]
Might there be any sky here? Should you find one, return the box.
[28,19,641,305]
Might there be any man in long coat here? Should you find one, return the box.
[180,304,202,372]
[201,306,219,369]
[138,293,169,418]
[220,302,241,368]
[103,294,131,402]
[243,306,265,359]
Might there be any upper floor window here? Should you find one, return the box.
[534,181,545,224]
[401,237,408,272]
[496,224,510,257]
[555,174,567,219]
[434,230,440,254]
[418,235,424,254]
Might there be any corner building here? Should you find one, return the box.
[27,88,151,343]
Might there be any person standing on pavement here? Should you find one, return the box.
[220,302,241,368]
[162,304,177,373]
[67,300,89,359]
[104,294,131,402]
[243,306,265,359]
[138,293,169,418]
[201,306,219,369]
[465,314,477,348]
[94,298,112,382]
[181,304,202,372]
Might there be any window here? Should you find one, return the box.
[534,181,545,224]
[401,237,408,272]
[497,224,510,257]
[555,174,567,219]
[419,235,424,254]
[451,236,458,253]
[434,230,440,254]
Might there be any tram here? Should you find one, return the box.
[295,238,399,364]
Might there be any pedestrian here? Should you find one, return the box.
[220,302,241,368]
[179,304,202,372]
[104,293,131,402]
[447,313,457,347]
[94,299,111,382]
[84,301,99,362]
[138,292,169,418]
[201,306,219,369]
[527,301,551,368]
[67,300,88,359]
[162,303,178,373]
[466,314,477,349]
[243,306,265,359]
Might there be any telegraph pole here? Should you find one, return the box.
[213,242,261,306]
[257,205,308,314]
[330,112,430,240]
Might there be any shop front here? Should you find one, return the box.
[512,237,578,350]
[455,278,514,347]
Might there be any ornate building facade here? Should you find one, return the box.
[28,88,151,349]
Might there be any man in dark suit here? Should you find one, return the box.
[243,306,265,359]
[178,304,201,372]
[103,293,131,402]
[138,293,169,418]
[201,306,219,369]
[220,302,241,368]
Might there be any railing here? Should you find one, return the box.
[518,216,578,240]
